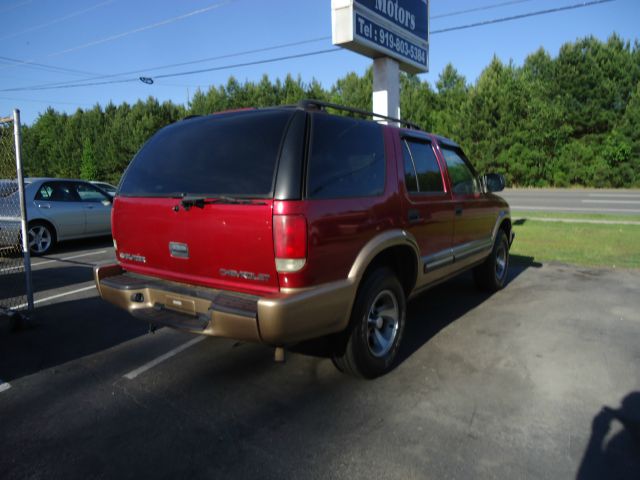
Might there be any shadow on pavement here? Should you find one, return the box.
[0,255,552,479]
[294,257,543,368]
[1,252,544,385]
[397,256,539,365]
[42,235,113,255]
[0,334,357,480]
[577,391,640,479]
[0,296,147,382]
[510,254,543,268]
[32,265,95,294]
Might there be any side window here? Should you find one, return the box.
[35,182,78,202]
[441,148,480,195]
[76,183,110,202]
[402,139,444,193]
[402,141,418,192]
[35,184,54,201]
[307,114,385,199]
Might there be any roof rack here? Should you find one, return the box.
[297,99,421,130]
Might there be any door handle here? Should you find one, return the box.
[37,203,50,209]
[408,209,423,224]
[455,205,463,216]
[85,205,95,209]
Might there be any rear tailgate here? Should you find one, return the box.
[113,109,298,295]
[113,197,279,293]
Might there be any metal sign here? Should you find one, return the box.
[332,0,429,73]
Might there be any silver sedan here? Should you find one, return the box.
[0,178,112,255]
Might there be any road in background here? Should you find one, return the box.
[500,189,640,215]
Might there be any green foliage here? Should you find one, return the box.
[511,216,640,269]
[330,68,372,112]
[20,34,640,188]
[23,99,186,184]
[80,138,97,180]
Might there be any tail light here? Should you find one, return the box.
[273,215,307,273]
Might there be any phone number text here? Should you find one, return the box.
[355,14,427,67]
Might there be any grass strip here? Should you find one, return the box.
[510,217,640,269]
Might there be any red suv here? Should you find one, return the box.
[95,100,513,378]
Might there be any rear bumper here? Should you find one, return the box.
[94,264,353,345]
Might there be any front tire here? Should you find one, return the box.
[28,221,55,256]
[333,268,406,379]
[473,230,509,292]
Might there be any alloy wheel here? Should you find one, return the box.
[366,289,400,358]
[29,225,52,254]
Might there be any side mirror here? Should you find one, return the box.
[483,173,505,193]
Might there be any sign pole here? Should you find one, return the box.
[13,109,34,315]
[372,57,400,125]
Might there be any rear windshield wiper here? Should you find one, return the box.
[177,194,256,210]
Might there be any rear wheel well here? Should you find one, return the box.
[360,246,417,298]
[499,218,512,241]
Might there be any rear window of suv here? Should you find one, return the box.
[119,110,293,198]
[307,114,385,199]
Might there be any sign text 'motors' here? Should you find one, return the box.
[332,0,429,73]
[358,0,428,41]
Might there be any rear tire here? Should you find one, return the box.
[473,230,509,292]
[332,268,406,379]
[28,221,56,256]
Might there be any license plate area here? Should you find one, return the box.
[163,295,196,316]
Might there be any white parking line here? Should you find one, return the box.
[588,193,640,199]
[124,336,206,380]
[0,381,11,393]
[0,265,22,274]
[31,250,108,267]
[0,250,108,273]
[12,285,96,310]
[511,205,640,214]
[582,200,640,205]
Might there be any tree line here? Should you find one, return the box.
[18,34,640,187]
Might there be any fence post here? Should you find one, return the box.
[13,109,34,315]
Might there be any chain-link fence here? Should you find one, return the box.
[0,110,33,325]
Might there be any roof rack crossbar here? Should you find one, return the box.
[297,99,420,130]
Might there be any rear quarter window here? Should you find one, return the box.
[119,110,293,198]
[307,114,385,199]
[402,139,444,194]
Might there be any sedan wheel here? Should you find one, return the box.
[28,223,54,255]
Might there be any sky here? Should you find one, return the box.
[0,0,638,124]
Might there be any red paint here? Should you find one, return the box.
[112,123,508,295]
[112,197,279,295]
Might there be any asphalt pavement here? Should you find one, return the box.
[1,240,639,479]
[500,188,640,214]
